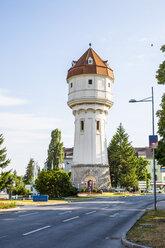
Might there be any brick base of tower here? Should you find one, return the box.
[71,164,111,191]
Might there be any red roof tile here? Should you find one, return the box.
[67,48,114,80]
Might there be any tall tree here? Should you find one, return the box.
[0,134,11,191]
[156,45,165,85]
[155,94,165,166]
[46,129,64,170]
[155,45,165,166]
[0,134,10,170]
[136,157,151,189]
[108,123,137,190]
[24,158,34,184]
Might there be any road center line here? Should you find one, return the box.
[63,216,79,222]
[85,210,96,215]
[109,213,119,217]
[23,225,51,236]
[19,212,38,217]
[59,211,72,215]
[102,207,109,210]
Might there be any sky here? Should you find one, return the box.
[0,0,164,175]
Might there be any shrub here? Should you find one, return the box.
[12,185,30,195]
[92,188,97,193]
[35,169,78,198]
[81,188,86,192]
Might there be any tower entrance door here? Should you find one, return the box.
[84,175,97,190]
[88,180,93,190]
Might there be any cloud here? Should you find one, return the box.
[0,112,61,131]
[0,89,27,106]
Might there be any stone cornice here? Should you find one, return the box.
[72,164,109,168]
[67,98,113,109]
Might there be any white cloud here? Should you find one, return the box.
[0,89,27,106]
[0,112,61,131]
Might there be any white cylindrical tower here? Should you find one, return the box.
[67,46,114,190]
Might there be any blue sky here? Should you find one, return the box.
[0,0,164,175]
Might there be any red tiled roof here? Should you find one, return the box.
[67,48,114,80]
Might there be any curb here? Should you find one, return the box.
[0,207,20,212]
[121,234,152,248]
[121,209,152,248]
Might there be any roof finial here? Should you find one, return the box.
[89,43,92,48]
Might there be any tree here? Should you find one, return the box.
[0,134,11,191]
[0,134,10,170]
[35,170,77,198]
[12,184,30,195]
[135,157,151,189]
[24,158,34,184]
[156,45,165,85]
[46,129,64,170]
[155,45,165,166]
[108,123,138,190]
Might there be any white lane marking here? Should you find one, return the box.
[23,225,51,236]
[102,207,109,210]
[58,211,72,215]
[109,213,120,217]
[63,216,79,223]
[85,210,96,215]
[19,212,38,217]
[14,210,27,214]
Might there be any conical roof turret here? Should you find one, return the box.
[67,48,114,81]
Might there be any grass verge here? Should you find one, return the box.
[127,210,165,248]
[0,201,17,209]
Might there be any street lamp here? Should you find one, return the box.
[129,86,157,210]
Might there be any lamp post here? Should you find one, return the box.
[129,86,157,210]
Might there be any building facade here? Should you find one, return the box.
[67,46,114,191]
[135,147,165,191]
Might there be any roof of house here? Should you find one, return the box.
[134,147,153,159]
[67,48,114,80]
[63,147,153,159]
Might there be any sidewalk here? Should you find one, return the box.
[156,200,165,210]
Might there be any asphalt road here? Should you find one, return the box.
[0,194,165,248]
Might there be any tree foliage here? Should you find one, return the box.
[46,129,64,170]
[136,157,151,189]
[0,134,11,191]
[12,184,30,195]
[108,123,151,190]
[156,45,165,85]
[23,158,34,184]
[0,134,10,169]
[108,123,137,190]
[35,170,77,198]
[155,45,165,166]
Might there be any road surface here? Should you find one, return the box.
[0,194,164,248]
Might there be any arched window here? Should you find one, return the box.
[88,57,93,64]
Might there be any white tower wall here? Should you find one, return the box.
[67,74,113,168]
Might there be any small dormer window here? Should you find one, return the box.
[104,60,109,67]
[88,79,92,85]
[72,61,76,67]
[88,57,93,64]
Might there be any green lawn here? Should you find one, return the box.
[127,210,165,248]
[0,201,17,209]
